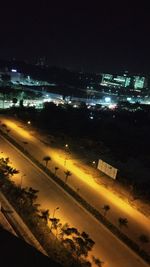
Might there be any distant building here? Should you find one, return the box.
[0,69,50,86]
[101,73,147,90]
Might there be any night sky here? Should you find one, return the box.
[0,1,150,73]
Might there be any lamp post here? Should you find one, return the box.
[64,144,69,166]
[52,207,59,218]
[92,161,96,168]
[20,174,26,188]
[50,207,60,231]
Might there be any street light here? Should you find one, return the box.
[92,161,96,168]
[52,207,59,218]
[64,144,69,166]
[50,207,60,231]
[27,121,31,125]
[20,174,26,188]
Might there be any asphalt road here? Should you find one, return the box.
[0,134,149,267]
[0,116,149,255]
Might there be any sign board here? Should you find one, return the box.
[97,159,118,180]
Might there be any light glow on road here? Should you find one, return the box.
[1,117,150,234]
[1,119,32,140]
[50,150,139,216]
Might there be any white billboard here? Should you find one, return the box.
[97,159,118,180]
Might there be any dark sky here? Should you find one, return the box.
[0,1,150,73]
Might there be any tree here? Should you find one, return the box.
[62,227,79,236]
[54,166,59,176]
[26,187,39,205]
[59,223,69,240]
[92,256,104,267]
[102,205,110,216]
[39,209,50,224]
[62,238,76,253]
[62,225,95,260]
[73,233,95,258]
[43,156,51,168]
[118,217,128,228]
[4,165,19,177]
[49,217,61,233]
[0,157,10,178]
[139,234,149,244]
[12,186,26,205]
[64,170,72,183]
[12,97,18,106]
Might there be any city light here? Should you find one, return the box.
[108,104,117,109]
[105,97,111,103]
[11,69,17,72]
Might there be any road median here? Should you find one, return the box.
[0,129,149,264]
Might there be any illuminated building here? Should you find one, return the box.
[134,76,147,89]
[0,69,50,86]
[101,73,147,90]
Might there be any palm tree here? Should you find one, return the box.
[118,217,128,228]
[2,157,10,165]
[59,223,69,240]
[39,209,50,224]
[92,256,104,267]
[64,170,72,183]
[26,187,39,205]
[102,205,110,216]
[73,232,95,258]
[43,156,51,168]
[5,166,19,177]
[50,217,60,231]
[54,166,59,176]
[10,168,19,177]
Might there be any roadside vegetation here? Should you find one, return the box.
[0,156,104,267]
[1,102,150,203]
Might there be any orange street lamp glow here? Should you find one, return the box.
[0,119,32,140]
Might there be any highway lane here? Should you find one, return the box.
[0,134,149,267]
[0,116,150,254]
